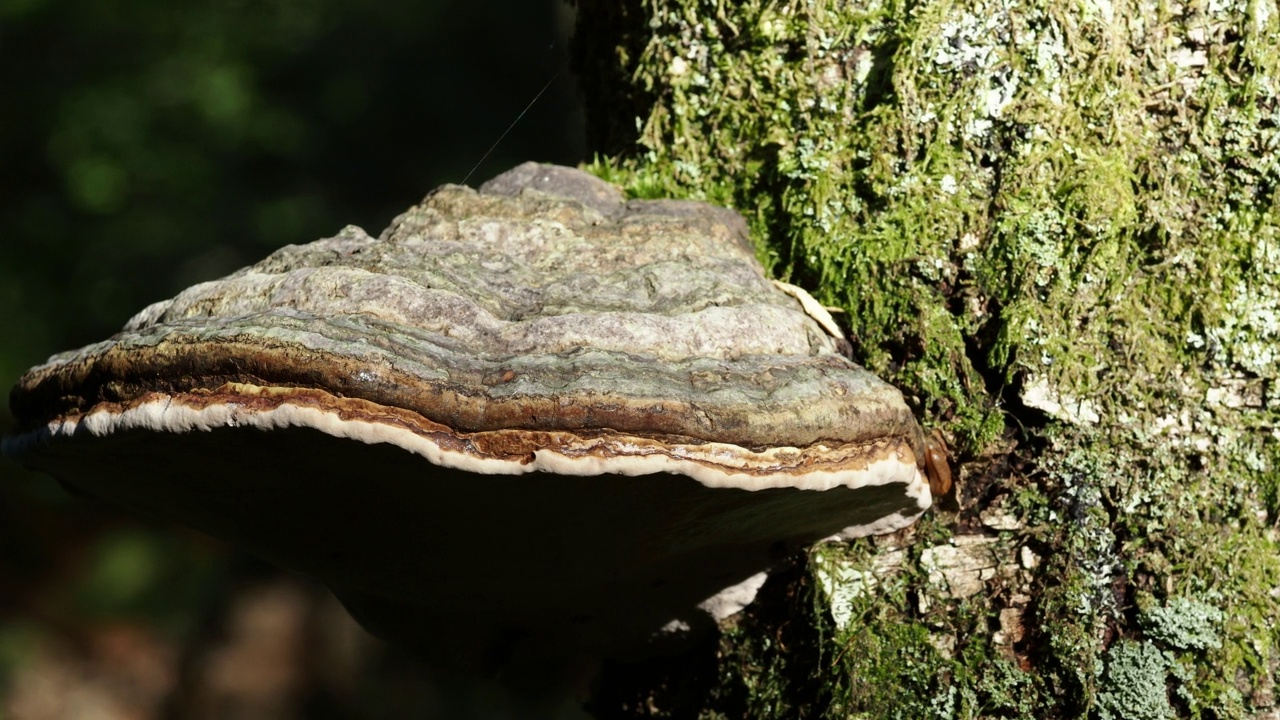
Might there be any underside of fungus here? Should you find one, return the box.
[4,163,931,663]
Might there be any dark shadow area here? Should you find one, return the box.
[0,1,587,716]
[586,557,831,719]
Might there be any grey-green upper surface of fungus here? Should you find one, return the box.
[11,164,923,453]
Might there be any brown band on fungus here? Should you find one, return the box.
[12,333,921,453]
[54,383,918,480]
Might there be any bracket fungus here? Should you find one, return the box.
[4,163,932,663]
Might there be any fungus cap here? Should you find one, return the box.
[4,164,931,660]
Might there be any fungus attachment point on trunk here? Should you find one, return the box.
[4,164,931,664]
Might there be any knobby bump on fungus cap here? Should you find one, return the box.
[4,163,932,663]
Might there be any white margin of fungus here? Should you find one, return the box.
[8,396,931,531]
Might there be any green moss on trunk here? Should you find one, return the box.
[576,0,1280,716]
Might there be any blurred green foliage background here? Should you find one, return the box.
[0,0,585,715]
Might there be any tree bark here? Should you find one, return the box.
[574,0,1280,717]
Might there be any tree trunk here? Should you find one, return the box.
[572,0,1280,717]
